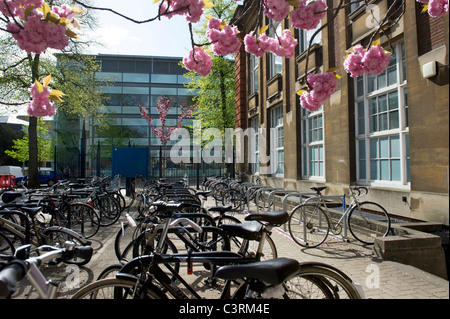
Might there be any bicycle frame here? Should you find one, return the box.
[301,189,363,240]
[0,210,89,248]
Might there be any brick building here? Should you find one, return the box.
[232,0,449,225]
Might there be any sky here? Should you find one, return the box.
[82,0,194,58]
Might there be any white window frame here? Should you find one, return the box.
[270,105,284,177]
[301,107,325,180]
[355,41,409,189]
[249,54,259,94]
[268,21,282,79]
[250,117,260,175]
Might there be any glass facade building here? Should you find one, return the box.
[90,54,197,177]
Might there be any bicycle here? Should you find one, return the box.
[2,188,100,239]
[0,209,92,266]
[288,186,391,247]
[0,241,93,299]
[72,206,363,299]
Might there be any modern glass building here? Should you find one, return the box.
[90,54,197,177]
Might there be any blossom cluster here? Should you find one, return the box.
[244,29,297,58]
[160,0,205,23]
[343,44,391,78]
[299,72,337,111]
[417,0,449,17]
[206,18,241,56]
[290,0,327,31]
[28,82,57,117]
[0,0,43,19]
[5,1,77,54]
[183,47,213,76]
[263,0,290,22]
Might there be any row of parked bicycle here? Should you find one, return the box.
[0,174,391,299]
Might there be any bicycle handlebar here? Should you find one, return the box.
[0,243,93,298]
[349,186,368,196]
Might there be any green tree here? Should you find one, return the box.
[182,0,237,166]
[5,119,53,167]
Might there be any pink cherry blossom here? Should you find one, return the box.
[428,0,449,17]
[307,72,337,104]
[291,0,327,31]
[160,0,205,23]
[207,18,241,56]
[361,45,391,75]
[0,0,43,19]
[300,72,337,111]
[343,44,366,78]
[183,47,213,76]
[300,91,322,112]
[269,29,298,58]
[244,32,272,57]
[28,82,56,117]
[263,0,290,22]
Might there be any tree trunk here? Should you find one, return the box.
[27,53,40,188]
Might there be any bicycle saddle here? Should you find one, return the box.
[245,211,289,226]
[220,221,262,240]
[20,206,42,218]
[1,191,22,203]
[215,258,301,285]
[208,205,232,213]
[195,190,212,198]
[310,186,326,194]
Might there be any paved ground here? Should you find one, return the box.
[9,195,449,300]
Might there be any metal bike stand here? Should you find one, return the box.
[267,190,299,211]
[281,192,316,231]
[245,185,272,212]
[255,187,284,214]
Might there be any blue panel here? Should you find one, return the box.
[112,147,148,178]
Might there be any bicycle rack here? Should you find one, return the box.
[245,185,272,212]
[280,192,316,231]
[267,189,299,211]
[255,187,284,214]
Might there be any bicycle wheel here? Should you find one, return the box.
[348,201,391,245]
[97,264,124,280]
[41,228,91,266]
[282,263,363,299]
[288,203,330,248]
[240,234,277,261]
[71,277,166,299]
[197,226,231,252]
[92,194,121,227]
[0,231,15,260]
[222,189,243,210]
[66,203,100,239]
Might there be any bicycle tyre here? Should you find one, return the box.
[0,231,15,260]
[288,203,330,248]
[41,228,92,266]
[66,203,100,239]
[239,234,277,261]
[97,264,124,280]
[71,277,166,299]
[347,201,391,245]
[91,194,121,227]
[282,263,363,299]
[222,189,244,210]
